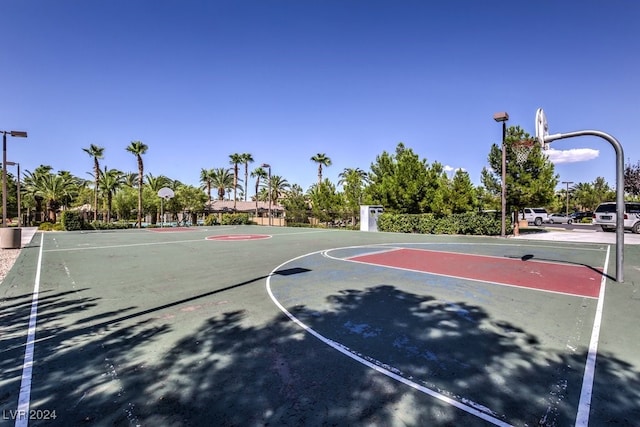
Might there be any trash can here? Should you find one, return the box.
[0,227,22,249]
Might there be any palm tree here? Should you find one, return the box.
[123,172,138,188]
[211,168,235,201]
[311,153,332,185]
[82,144,105,221]
[199,168,215,202]
[251,167,268,216]
[229,153,243,210]
[32,172,77,223]
[99,168,125,222]
[126,141,148,228]
[268,175,290,204]
[145,174,171,224]
[23,165,54,223]
[338,167,368,187]
[240,153,254,201]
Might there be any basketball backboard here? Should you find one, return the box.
[158,187,175,200]
[535,108,549,150]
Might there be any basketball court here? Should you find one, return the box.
[1,225,639,426]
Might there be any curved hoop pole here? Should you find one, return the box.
[545,130,624,282]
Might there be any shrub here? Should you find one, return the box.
[38,222,64,231]
[286,222,319,228]
[220,213,252,225]
[377,212,510,236]
[61,211,84,231]
[89,221,132,230]
[204,215,219,226]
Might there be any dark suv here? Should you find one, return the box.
[592,202,640,233]
[570,211,593,222]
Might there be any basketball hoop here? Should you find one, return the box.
[512,139,536,164]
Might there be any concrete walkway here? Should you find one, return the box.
[19,227,38,248]
[513,228,640,245]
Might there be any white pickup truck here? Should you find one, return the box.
[521,208,550,226]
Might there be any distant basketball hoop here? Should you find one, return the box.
[512,139,536,164]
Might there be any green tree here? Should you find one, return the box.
[268,175,290,203]
[591,177,616,205]
[211,168,235,201]
[449,169,476,214]
[308,179,342,225]
[338,167,368,226]
[200,168,215,202]
[425,162,450,215]
[123,172,138,188]
[23,165,53,223]
[311,153,332,185]
[281,184,308,223]
[229,153,243,209]
[241,153,254,201]
[176,184,207,224]
[625,160,640,198]
[99,168,125,222]
[145,174,171,224]
[481,126,558,227]
[82,144,105,221]
[571,179,614,211]
[126,141,148,228]
[251,167,268,216]
[365,143,430,214]
[30,171,78,223]
[82,144,104,221]
[113,186,138,221]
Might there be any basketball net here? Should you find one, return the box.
[512,139,536,164]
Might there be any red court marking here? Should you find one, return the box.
[148,227,191,232]
[348,248,603,298]
[206,234,271,241]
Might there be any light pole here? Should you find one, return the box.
[261,163,271,226]
[6,161,20,227]
[2,130,27,227]
[493,112,509,237]
[562,181,574,216]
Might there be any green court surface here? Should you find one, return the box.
[1,226,639,426]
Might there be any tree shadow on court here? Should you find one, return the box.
[4,283,640,426]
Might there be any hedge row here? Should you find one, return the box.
[376,212,512,236]
[59,211,132,230]
[203,213,253,226]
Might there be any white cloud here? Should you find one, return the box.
[444,165,466,173]
[545,148,599,164]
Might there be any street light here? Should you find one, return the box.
[493,112,509,237]
[261,163,271,226]
[6,161,20,227]
[562,181,574,217]
[2,130,27,227]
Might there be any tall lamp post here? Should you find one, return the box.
[2,130,27,227]
[562,181,574,217]
[6,161,20,227]
[261,163,272,226]
[493,112,509,237]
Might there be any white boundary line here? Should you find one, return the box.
[15,233,44,427]
[266,245,512,426]
[575,244,610,426]
[267,242,610,426]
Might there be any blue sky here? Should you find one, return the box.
[2,1,638,194]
